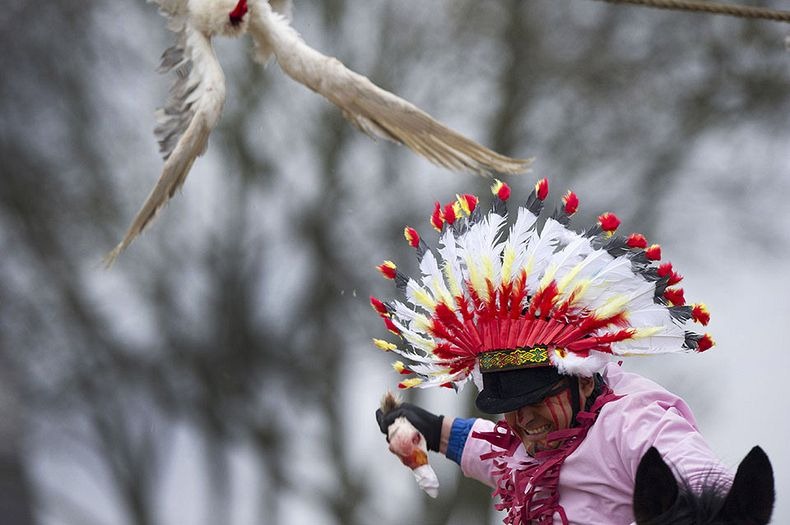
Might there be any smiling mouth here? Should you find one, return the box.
[522,423,551,436]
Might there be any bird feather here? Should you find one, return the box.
[105,25,225,265]
[248,2,532,176]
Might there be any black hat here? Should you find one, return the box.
[475,365,566,414]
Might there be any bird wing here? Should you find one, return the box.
[251,0,293,65]
[105,24,226,266]
[248,2,532,176]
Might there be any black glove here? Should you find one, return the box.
[375,403,444,452]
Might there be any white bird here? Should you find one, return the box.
[105,0,532,264]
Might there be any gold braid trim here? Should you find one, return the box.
[479,347,552,372]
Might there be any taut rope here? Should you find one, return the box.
[592,0,790,23]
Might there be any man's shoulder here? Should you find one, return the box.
[603,363,674,396]
[601,363,693,416]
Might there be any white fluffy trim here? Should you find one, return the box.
[549,348,610,377]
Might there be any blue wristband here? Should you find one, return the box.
[446,418,476,464]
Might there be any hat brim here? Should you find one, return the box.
[475,366,566,414]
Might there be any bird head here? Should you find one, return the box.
[228,0,248,26]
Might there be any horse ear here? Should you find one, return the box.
[719,446,775,524]
[633,447,678,523]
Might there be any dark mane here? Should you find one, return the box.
[641,470,730,525]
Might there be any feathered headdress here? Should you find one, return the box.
[371,179,713,391]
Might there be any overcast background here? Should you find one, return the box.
[1,0,788,524]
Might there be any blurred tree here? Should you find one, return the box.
[0,1,788,525]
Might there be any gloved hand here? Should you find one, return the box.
[376,403,444,452]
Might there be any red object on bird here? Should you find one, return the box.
[229,0,248,26]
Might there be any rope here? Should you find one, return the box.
[593,0,790,23]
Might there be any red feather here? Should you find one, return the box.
[664,287,685,306]
[442,202,457,225]
[627,233,648,249]
[370,296,389,316]
[646,244,662,261]
[563,191,579,215]
[598,212,620,233]
[430,201,443,232]
[377,261,397,280]
[692,303,711,326]
[697,333,715,352]
[657,262,683,286]
[536,178,549,201]
[384,317,400,335]
[404,226,420,248]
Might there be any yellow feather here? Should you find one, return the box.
[558,261,584,292]
[631,326,662,338]
[413,288,436,310]
[413,313,433,332]
[443,263,462,297]
[372,338,397,351]
[399,378,423,389]
[482,255,494,282]
[502,246,515,284]
[431,277,455,307]
[525,258,535,279]
[401,330,437,352]
[539,263,558,289]
[595,294,630,319]
[466,256,488,301]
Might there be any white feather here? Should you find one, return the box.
[105,24,225,266]
[540,236,591,289]
[404,278,437,313]
[625,305,678,328]
[457,215,506,300]
[553,248,612,307]
[502,207,540,283]
[437,229,464,298]
[610,330,686,355]
[390,318,436,354]
[523,218,565,293]
[247,1,531,176]
[419,250,454,307]
[392,301,432,332]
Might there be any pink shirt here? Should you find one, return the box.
[460,363,730,524]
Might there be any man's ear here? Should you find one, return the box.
[579,376,595,398]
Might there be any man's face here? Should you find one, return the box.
[503,377,593,455]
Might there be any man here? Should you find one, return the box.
[371,180,724,524]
